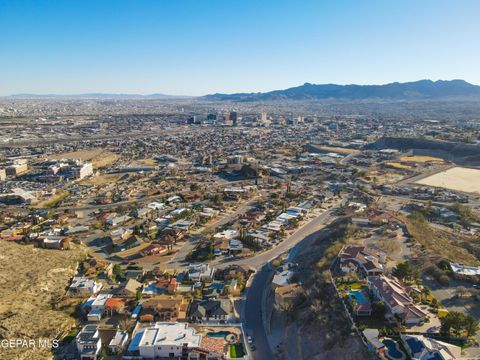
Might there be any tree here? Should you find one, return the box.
[213,193,223,205]
[190,183,199,191]
[372,301,386,319]
[440,311,479,337]
[393,261,420,282]
[465,315,479,337]
[113,264,123,276]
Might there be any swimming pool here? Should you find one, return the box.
[383,339,405,360]
[348,290,369,304]
[207,331,232,338]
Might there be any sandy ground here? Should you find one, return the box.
[79,173,120,186]
[311,145,360,155]
[138,158,157,166]
[400,155,445,163]
[33,190,69,209]
[415,166,480,193]
[0,242,86,360]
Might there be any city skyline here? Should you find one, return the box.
[1,0,480,96]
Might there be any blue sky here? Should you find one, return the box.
[1,0,479,95]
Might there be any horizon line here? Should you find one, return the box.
[1,78,477,98]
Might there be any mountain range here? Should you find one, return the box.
[5,80,480,101]
[203,79,480,101]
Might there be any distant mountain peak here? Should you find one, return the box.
[204,79,480,101]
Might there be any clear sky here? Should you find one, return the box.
[1,0,479,96]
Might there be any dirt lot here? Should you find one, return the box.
[400,155,445,163]
[33,190,70,209]
[138,158,157,166]
[405,213,479,265]
[79,173,120,186]
[278,219,370,360]
[311,145,360,155]
[0,242,86,360]
[415,166,480,193]
[47,149,119,169]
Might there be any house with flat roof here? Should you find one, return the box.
[75,325,102,360]
[82,293,112,321]
[272,269,294,288]
[127,322,220,360]
[69,277,103,296]
[187,263,215,282]
[450,262,480,276]
[108,329,129,354]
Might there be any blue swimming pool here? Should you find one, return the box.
[383,339,404,360]
[207,331,232,338]
[349,290,368,304]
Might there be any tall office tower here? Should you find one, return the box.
[260,111,271,126]
[230,111,238,126]
[261,111,267,122]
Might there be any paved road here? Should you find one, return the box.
[167,197,261,268]
[6,179,255,213]
[240,207,339,360]
[225,208,336,270]
[243,265,275,360]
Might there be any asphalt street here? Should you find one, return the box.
[243,265,275,360]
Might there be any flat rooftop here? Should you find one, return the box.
[137,322,201,348]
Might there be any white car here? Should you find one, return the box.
[247,336,254,344]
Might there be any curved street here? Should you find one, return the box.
[241,207,338,359]
[243,265,275,360]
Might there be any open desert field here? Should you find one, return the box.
[48,149,119,169]
[400,155,445,163]
[0,242,86,360]
[415,166,480,193]
[79,173,121,186]
[34,190,70,209]
[310,145,360,155]
[138,158,157,166]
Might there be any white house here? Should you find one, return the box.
[83,294,112,321]
[108,329,129,354]
[107,215,131,227]
[69,277,103,296]
[148,201,165,210]
[127,322,220,360]
[187,263,215,282]
[76,325,102,360]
